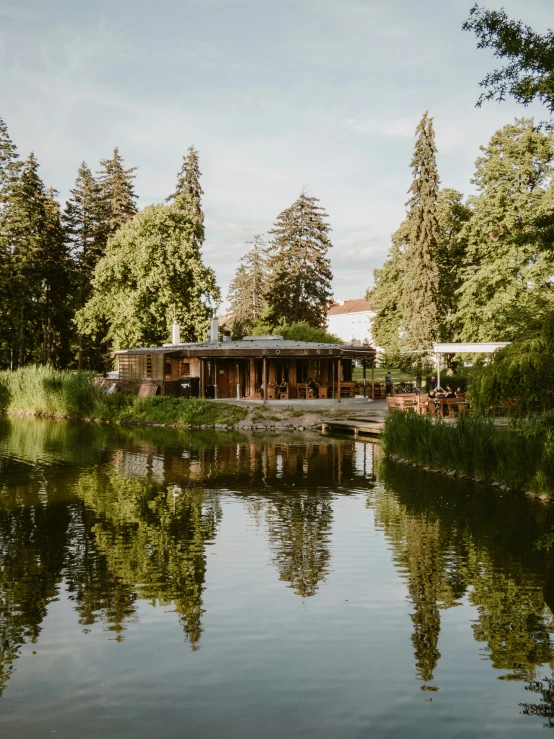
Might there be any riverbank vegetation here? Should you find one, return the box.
[0,367,246,426]
[382,412,554,494]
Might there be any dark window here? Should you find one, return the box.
[314,360,321,384]
[146,355,152,378]
[181,361,190,377]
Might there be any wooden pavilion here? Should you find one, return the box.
[111,323,376,402]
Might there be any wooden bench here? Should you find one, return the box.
[387,395,419,413]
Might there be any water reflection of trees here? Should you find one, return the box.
[72,469,221,648]
[370,459,554,695]
[0,476,70,696]
[5,419,554,723]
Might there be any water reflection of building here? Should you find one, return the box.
[108,439,376,600]
[111,439,376,493]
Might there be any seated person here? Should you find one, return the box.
[307,377,318,397]
[278,379,288,396]
[445,385,456,399]
[435,386,446,399]
[455,386,464,397]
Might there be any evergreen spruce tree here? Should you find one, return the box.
[0,116,20,366]
[98,148,137,235]
[0,154,71,366]
[367,188,469,365]
[0,116,19,188]
[63,163,110,367]
[166,146,205,248]
[265,192,333,328]
[227,235,268,337]
[40,189,72,365]
[400,112,443,382]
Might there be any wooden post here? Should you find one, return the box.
[199,358,204,397]
[263,357,267,404]
[337,358,342,404]
[363,360,366,397]
[371,358,375,400]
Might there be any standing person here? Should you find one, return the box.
[429,376,437,397]
[385,371,393,396]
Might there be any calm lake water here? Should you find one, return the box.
[1,417,554,737]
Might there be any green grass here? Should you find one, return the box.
[352,367,418,384]
[0,367,247,427]
[382,412,553,494]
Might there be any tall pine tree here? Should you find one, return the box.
[63,162,110,368]
[0,116,20,366]
[98,148,137,235]
[0,116,19,188]
[227,235,268,337]
[400,112,443,381]
[166,146,205,249]
[265,192,333,328]
[40,189,72,365]
[0,154,70,366]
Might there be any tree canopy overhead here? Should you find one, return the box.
[463,4,554,128]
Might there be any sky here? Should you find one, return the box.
[0,0,551,309]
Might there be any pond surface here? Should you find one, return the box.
[1,417,554,737]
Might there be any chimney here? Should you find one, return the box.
[210,316,219,343]
[171,321,181,345]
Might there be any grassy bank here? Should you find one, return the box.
[382,412,554,495]
[0,367,247,427]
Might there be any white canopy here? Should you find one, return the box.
[432,342,510,389]
[433,342,509,354]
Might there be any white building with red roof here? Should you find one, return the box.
[327,298,375,346]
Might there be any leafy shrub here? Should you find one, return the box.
[251,320,341,344]
[469,313,554,416]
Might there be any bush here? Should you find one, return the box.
[250,320,341,344]
[469,313,554,416]
[382,411,552,493]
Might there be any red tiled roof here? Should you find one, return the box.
[327,298,370,316]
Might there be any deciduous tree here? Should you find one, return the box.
[76,203,220,350]
[463,5,554,129]
[456,119,554,341]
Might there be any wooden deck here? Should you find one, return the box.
[321,418,384,437]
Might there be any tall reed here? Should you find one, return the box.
[0,367,246,426]
[382,412,551,493]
